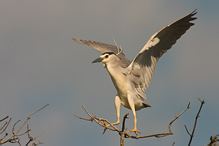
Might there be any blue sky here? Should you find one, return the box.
[0,0,218,146]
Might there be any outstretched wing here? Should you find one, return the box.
[127,10,197,98]
[72,38,131,66]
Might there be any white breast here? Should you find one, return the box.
[106,65,129,96]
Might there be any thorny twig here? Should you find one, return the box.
[74,103,190,140]
[185,98,205,146]
[0,104,49,145]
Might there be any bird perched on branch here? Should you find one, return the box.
[73,10,197,134]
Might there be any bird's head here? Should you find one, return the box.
[92,52,119,65]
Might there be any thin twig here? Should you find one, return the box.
[0,117,11,134]
[25,124,44,146]
[28,104,49,118]
[74,105,120,134]
[12,120,21,134]
[184,125,193,136]
[122,113,129,132]
[0,104,49,145]
[120,114,129,146]
[0,117,11,141]
[31,139,43,146]
[168,102,191,134]
[0,122,8,133]
[73,114,95,122]
[0,116,9,122]
[82,105,120,132]
[186,98,205,146]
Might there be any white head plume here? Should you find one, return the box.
[112,36,123,56]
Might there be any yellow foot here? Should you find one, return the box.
[104,121,120,128]
[99,120,120,134]
[126,128,141,135]
[98,118,120,128]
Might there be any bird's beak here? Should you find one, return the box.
[92,57,103,63]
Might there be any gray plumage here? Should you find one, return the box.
[73,10,197,134]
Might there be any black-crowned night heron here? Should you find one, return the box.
[73,10,197,134]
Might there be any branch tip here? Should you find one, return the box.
[187,102,191,108]
[198,98,205,104]
[187,98,205,146]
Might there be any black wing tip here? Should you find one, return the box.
[191,9,198,15]
[189,10,197,26]
[190,9,198,20]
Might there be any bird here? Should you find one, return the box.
[73,10,197,134]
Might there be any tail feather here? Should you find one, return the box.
[143,102,151,108]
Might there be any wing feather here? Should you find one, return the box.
[127,10,197,99]
[72,38,131,66]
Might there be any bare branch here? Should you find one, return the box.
[25,124,44,146]
[120,114,129,146]
[185,98,205,146]
[74,103,190,141]
[0,116,9,122]
[73,114,95,122]
[28,104,49,118]
[31,139,44,146]
[12,120,21,135]
[168,102,191,134]
[0,117,11,142]
[208,134,219,146]
[0,104,49,145]
[0,122,7,133]
[122,113,129,132]
[184,125,193,137]
[74,105,120,134]
[124,102,190,139]
[0,117,11,135]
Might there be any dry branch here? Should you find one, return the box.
[0,104,49,145]
[74,102,190,142]
[208,134,219,146]
[185,98,205,146]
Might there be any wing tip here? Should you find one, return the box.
[72,38,89,45]
[191,9,197,14]
[190,9,198,20]
[72,38,81,43]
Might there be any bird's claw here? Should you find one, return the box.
[99,118,120,128]
[103,121,120,128]
[99,119,120,134]
[126,128,141,135]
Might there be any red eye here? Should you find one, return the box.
[105,55,109,58]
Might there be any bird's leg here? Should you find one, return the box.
[113,95,121,125]
[126,114,140,135]
[126,94,141,135]
[102,96,121,127]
